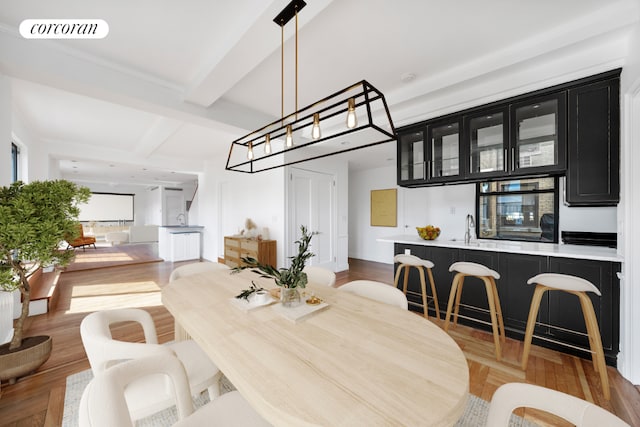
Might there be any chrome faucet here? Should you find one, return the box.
[176,213,186,226]
[464,214,476,244]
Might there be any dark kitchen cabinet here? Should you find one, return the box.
[510,92,566,176]
[547,257,620,364]
[397,126,426,186]
[566,77,620,206]
[498,252,549,334]
[393,244,620,365]
[393,243,458,317]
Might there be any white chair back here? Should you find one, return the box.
[170,262,230,282]
[487,383,630,427]
[303,265,336,287]
[339,280,408,310]
[79,354,194,427]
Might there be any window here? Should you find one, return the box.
[11,142,19,183]
[477,177,558,242]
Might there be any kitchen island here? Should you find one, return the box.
[378,235,622,365]
[158,226,204,262]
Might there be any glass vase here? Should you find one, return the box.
[280,287,301,307]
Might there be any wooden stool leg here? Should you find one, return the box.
[453,276,465,327]
[417,266,429,319]
[402,266,410,295]
[444,274,461,332]
[483,277,502,361]
[427,268,440,320]
[393,264,403,290]
[578,292,610,400]
[490,277,505,342]
[522,285,546,370]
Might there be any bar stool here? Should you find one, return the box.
[393,254,440,319]
[521,273,610,400]
[444,261,505,361]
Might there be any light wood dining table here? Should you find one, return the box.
[161,268,469,427]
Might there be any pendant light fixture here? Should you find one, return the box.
[226,0,396,173]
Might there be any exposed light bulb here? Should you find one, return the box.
[247,141,254,160]
[311,113,321,140]
[286,125,293,147]
[346,98,357,129]
[264,134,272,154]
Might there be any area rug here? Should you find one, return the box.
[62,368,539,426]
[63,243,162,273]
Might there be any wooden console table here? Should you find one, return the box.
[224,236,276,268]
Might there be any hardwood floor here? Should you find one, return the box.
[1,257,639,426]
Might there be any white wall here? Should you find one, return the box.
[72,182,155,225]
[619,18,640,384]
[349,166,619,264]
[0,75,11,186]
[198,157,286,266]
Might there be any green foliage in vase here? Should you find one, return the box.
[0,180,90,350]
[232,225,317,289]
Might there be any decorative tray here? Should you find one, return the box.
[271,300,329,323]
[228,295,277,312]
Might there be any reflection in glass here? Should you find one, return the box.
[431,122,459,178]
[470,113,504,174]
[478,177,557,242]
[515,99,558,169]
[399,131,424,181]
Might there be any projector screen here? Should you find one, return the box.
[78,192,135,222]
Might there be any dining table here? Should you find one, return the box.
[161,268,469,427]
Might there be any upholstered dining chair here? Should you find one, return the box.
[79,353,271,427]
[169,262,230,282]
[80,308,221,421]
[487,382,629,427]
[303,265,337,287]
[339,280,408,310]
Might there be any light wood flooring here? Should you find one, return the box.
[1,257,639,426]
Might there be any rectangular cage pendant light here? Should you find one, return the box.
[226,80,397,173]
[225,0,396,173]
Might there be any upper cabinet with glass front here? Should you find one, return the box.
[427,118,462,183]
[510,93,566,175]
[397,126,426,185]
[465,107,509,179]
[397,118,463,186]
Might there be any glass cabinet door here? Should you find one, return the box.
[428,120,460,180]
[467,108,508,177]
[398,128,425,183]
[512,93,566,173]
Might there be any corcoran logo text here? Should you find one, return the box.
[19,19,109,39]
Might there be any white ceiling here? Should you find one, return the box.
[1,0,638,186]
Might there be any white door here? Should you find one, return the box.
[288,168,336,271]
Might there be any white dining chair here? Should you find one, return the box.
[169,261,230,282]
[79,353,271,427]
[80,308,222,421]
[303,265,336,287]
[339,280,408,310]
[486,383,630,427]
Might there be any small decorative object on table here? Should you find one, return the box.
[232,225,317,308]
[417,225,440,240]
[235,281,266,301]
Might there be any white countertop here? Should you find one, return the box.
[378,234,623,262]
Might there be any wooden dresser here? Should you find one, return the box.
[224,237,277,268]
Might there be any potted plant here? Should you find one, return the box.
[233,225,316,306]
[0,180,90,385]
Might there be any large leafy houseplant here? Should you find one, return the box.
[232,225,316,291]
[0,180,90,351]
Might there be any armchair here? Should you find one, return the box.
[66,224,96,251]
